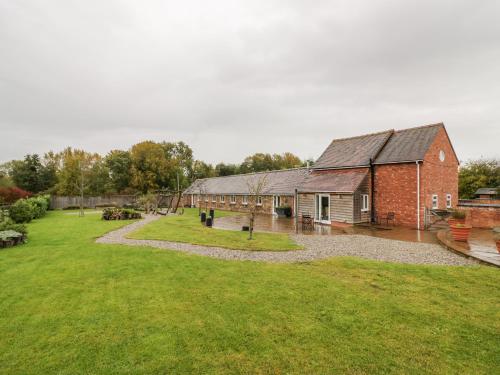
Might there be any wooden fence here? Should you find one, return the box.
[50,195,183,210]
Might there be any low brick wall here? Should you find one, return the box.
[458,204,500,229]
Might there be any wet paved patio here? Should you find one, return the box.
[437,229,500,267]
[213,213,439,244]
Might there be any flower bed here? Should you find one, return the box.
[0,230,26,248]
[102,207,142,221]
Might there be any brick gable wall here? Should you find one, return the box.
[421,127,459,216]
[373,126,459,229]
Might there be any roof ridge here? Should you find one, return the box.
[394,122,443,133]
[195,166,309,182]
[327,129,394,143]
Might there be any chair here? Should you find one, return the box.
[302,213,314,231]
[378,212,395,226]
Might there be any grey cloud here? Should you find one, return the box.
[0,0,499,165]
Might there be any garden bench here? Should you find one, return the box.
[378,212,395,226]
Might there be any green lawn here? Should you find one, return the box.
[127,208,303,251]
[0,211,499,374]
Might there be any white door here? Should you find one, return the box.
[315,194,330,224]
[273,195,281,214]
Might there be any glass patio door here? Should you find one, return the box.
[273,195,281,215]
[315,194,330,224]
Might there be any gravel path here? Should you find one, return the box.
[96,215,478,265]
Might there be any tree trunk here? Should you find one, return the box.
[248,212,255,240]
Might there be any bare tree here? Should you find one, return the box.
[75,160,88,217]
[197,181,207,216]
[245,173,269,240]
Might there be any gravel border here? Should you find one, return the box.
[96,215,478,265]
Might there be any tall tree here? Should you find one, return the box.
[56,148,108,196]
[9,154,57,193]
[190,160,215,181]
[105,150,132,193]
[215,163,240,176]
[459,159,500,199]
[130,141,170,193]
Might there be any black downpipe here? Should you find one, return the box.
[369,158,376,223]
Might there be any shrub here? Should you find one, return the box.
[8,200,34,223]
[0,187,32,204]
[451,210,466,220]
[102,207,141,221]
[0,219,28,235]
[26,195,50,219]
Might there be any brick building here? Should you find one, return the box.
[184,123,459,229]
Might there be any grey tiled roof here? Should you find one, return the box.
[298,170,368,193]
[475,187,498,195]
[374,123,443,164]
[184,168,310,196]
[313,130,393,169]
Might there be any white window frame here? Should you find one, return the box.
[204,195,208,202]
[256,196,263,206]
[242,195,248,205]
[230,195,236,204]
[212,195,216,203]
[361,194,369,212]
[219,195,225,203]
[432,194,438,209]
[446,194,452,208]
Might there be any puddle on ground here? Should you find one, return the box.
[212,213,440,244]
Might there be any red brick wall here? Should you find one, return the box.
[421,126,459,216]
[374,163,419,227]
[373,127,459,229]
[460,206,500,228]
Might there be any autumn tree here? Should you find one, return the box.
[129,141,170,193]
[56,148,109,196]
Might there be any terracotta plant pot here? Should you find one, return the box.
[448,218,466,227]
[450,224,472,242]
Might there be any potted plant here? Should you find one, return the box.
[449,223,472,242]
[448,209,466,227]
[275,205,292,218]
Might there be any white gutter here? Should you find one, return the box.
[416,161,420,230]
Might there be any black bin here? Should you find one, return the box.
[206,217,213,227]
[201,212,207,223]
[209,209,215,218]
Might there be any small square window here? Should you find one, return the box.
[432,194,438,209]
[242,195,248,205]
[230,195,236,204]
[212,195,216,202]
[220,195,225,203]
[256,196,263,206]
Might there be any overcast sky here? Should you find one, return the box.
[1,0,499,165]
